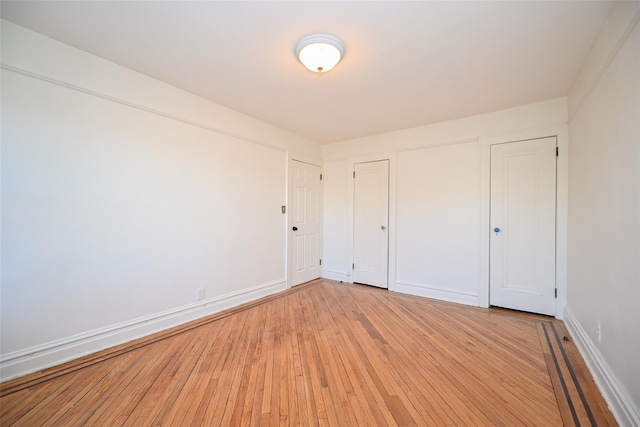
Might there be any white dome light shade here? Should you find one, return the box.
[295,34,345,73]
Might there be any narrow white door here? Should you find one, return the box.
[291,160,321,286]
[490,137,557,315]
[353,160,389,288]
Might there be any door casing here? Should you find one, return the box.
[479,126,568,319]
[353,160,390,288]
[346,153,397,290]
[489,137,557,315]
[288,157,323,288]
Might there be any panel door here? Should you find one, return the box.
[490,137,557,315]
[291,161,321,286]
[353,160,389,288]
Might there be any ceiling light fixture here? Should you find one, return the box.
[295,33,345,73]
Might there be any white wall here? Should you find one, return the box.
[323,98,568,161]
[322,99,568,307]
[321,160,350,281]
[564,3,640,425]
[5,12,638,427]
[0,20,321,380]
[396,142,479,304]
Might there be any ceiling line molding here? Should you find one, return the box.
[1,2,611,145]
[394,137,479,154]
[1,63,289,154]
[568,2,640,121]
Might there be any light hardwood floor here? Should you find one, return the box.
[0,279,616,426]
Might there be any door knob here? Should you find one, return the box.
[381,226,386,230]
[494,227,501,233]
[292,226,298,231]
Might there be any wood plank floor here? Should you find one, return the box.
[0,279,617,426]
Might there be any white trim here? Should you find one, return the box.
[321,270,350,282]
[395,281,479,306]
[287,151,323,168]
[388,155,397,292]
[554,126,569,320]
[478,135,491,308]
[568,3,640,120]
[479,125,568,318]
[347,153,397,290]
[395,137,480,154]
[0,279,286,382]
[287,156,324,289]
[564,307,640,427]
[1,64,289,154]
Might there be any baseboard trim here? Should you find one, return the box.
[395,281,479,306]
[0,279,287,383]
[564,307,640,426]
[321,270,350,282]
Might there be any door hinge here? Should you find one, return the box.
[555,288,558,298]
[320,173,323,181]
[352,263,355,269]
[353,171,356,179]
[556,147,559,157]
[319,259,322,266]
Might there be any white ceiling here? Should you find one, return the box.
[1,1,614,144]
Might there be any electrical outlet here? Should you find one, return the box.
[595,320,601,343]
[196,287,204,301]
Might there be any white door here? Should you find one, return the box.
[290,160,321,286]
[353,160,389,288]
[490,137,557,315]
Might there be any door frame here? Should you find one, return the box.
[287,153,323,289]
[353,160,390,288]
[479,125,568,319]
[346,153,397,290]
